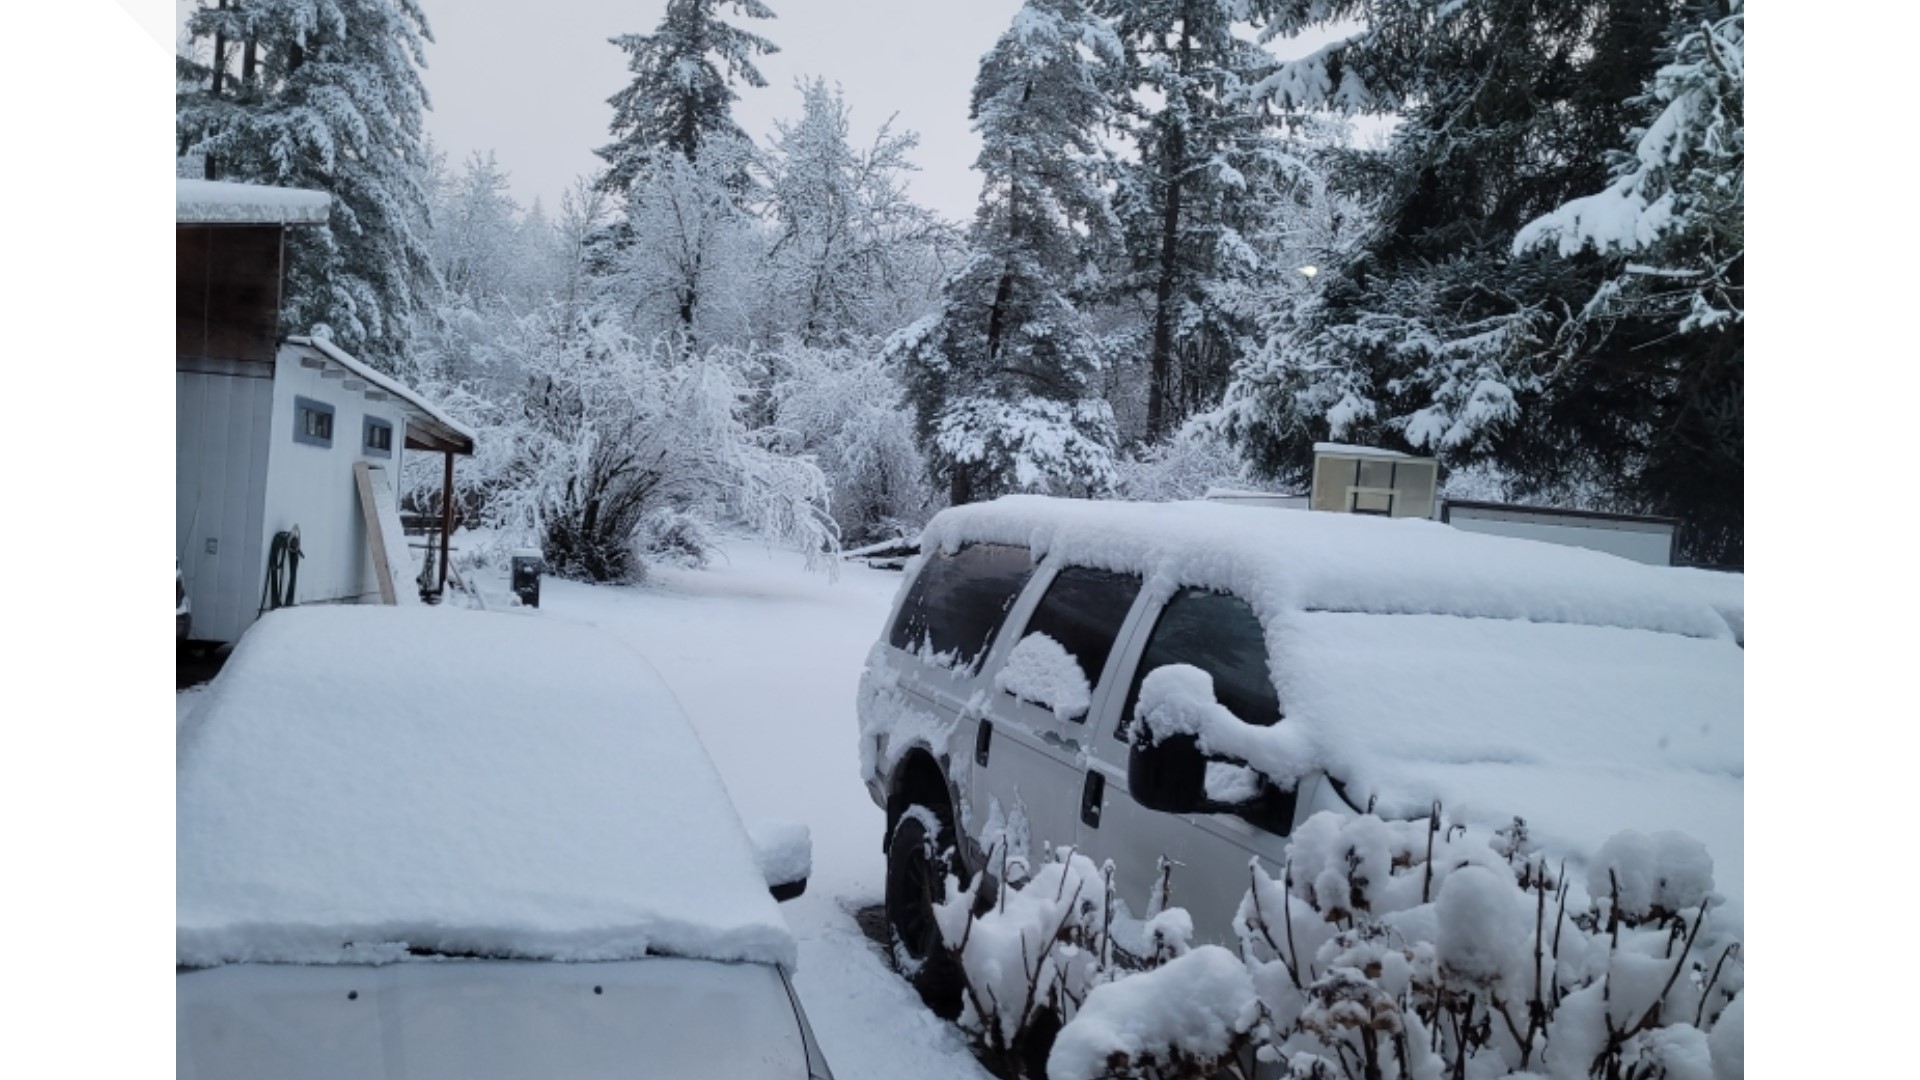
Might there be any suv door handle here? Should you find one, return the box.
[1080,770,1105,829]
[975,719,993,767]
[1041,730,1080,754]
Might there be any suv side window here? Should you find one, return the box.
[1014,566,1143,714]
[1118,588,1294,833]
[888,544,1035,669]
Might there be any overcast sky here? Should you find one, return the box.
[423,1,1028,223]
[169,1,1361,225]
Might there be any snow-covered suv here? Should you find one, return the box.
[857,496,1743,1012]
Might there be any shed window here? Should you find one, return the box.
[293,397,334,448]
[364,416,394,458]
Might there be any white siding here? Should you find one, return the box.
[1444,508,1675,566]
[261,349,413,612]
[177,369,273,644]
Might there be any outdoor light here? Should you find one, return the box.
[1298,265,1319,278]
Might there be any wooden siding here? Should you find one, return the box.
[177,225,282,364]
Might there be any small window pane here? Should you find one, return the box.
[888,544,1035,668]
[1311,456,1350,512]
[1016,566,1142,705]
[293,396,334,448]
[364,416,393,457]
[1351,490,1393,515]
[1357,459,1395,489]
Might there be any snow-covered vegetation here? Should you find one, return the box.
[176,0,1744,565]
[919,810,1742,1080]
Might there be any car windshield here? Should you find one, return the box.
[177,957,806,1080]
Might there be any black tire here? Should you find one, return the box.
[1018,1001,1063,1080]
[885,805,966,1020]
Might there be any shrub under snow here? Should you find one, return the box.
[1029,809,1743,1080]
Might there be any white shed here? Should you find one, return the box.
[177,179,474,645]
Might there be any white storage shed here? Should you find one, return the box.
[177,179,474,645]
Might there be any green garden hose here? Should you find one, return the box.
[259,527,303,615]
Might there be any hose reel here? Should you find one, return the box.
[259,526,303,615]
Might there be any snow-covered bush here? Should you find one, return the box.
[632,507,717,570]
[1046,809,1743,1080]
[1112,419,1266,502]
[769,338,933,544]
[931,845,1128,1078]
[411,315,836,582]
[933,395,1120,499]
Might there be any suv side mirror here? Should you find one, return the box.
[750,821,811,903]
[1128,663,1280,817]
[1128,730,1209,813]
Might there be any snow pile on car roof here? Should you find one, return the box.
[923,496,1729,638]
[1664,565,1743,643]
[177,606,794,969]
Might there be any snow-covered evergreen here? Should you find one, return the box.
[176,0,441,375]
[1093,0,1297,441]
[893,0,1123,504]
[1223,0,1745,563]
[596,0,780,194]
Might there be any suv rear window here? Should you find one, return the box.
[1015,566,1143,708]
[888,544,1035,668]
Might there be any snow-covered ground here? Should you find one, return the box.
[463,539,991,1080]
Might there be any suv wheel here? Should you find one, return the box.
[885,805,966,1020]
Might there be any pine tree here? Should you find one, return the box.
[176,0,440,375]
[1513,4,1743,561]
[595,0,779,195]
[1221,0,1742,562]
[1094,0,1293,441]
[892,0,1123,504]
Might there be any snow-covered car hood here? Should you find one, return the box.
[177,957,824,1080]
[176,606,794,969]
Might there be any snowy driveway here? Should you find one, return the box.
[525,542,991,1080]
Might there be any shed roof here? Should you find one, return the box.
[285,337,475,455]
[1312,442,1428,460]
[177,179,331,226]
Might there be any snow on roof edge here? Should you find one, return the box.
[1313,441,1424,460]
[286,336,476,449]
[177,178,331,225]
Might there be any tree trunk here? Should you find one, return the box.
[949,462,973,507]
[986,270,1013,365]
[1145,26,1192,443]
[1145,126,1183,441]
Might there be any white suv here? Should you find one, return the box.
[856,496,1743,1013]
